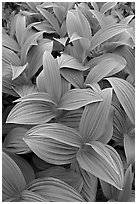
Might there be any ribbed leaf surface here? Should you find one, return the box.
[2,32,20,52]
[79,88,112,142]
[20,190,49,202]
[27,177,85,202]
[2,151,26,201]
[6,100,56,125]
[77,141,124,190]
[36,166,83,192]
[100,2,117,14]
[124,134,135,165]
[106,77,135,125]
[24,123,82,165]
[58,88,102,110]
[43,51,62,103]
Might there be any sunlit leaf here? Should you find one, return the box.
[58,53,89,71]
[27,177,85,201]
[79,88,112,143]
[85,55,126,84]
[13,84,38,97]
[90,24,132,51]
[100,2,117,14]
[2,151,26,201]
[42,51,62,103]
[24,123,82,165]
[106,77,135,125]
[120,15,135,25]
[27,39,53,79]
[3,127,30,154]
[20,190,49,202]
[6,100,56,125]
[58,88,102,110]
[15,13,26,46]
[77,141,124,190]
[60,68,84,88]
[36,166,83,192]
[11,63,28,80]
[2,47,21,66]
[2,32,20,52]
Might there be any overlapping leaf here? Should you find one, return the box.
[90,24,132,51]
[27,177,85,202]
[2,151,26,201]
[20,190,49,202]
[58,88,102,110]
[6,100,56,125]
[3,127,30,154]
[106,77,135,125]
[36,166,83,192]
[79,88,112,142]
[100,2,117,14]
[42,51,62,103]
[2,47,21,66]
[2,31,20,52]
[124,133,135,165]
[24,123,82,165]
[11,63,28,80]
[85,54,126,84]
[77,141,124,190]
[15,13,26,46]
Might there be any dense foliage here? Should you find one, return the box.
[2,2,135,202]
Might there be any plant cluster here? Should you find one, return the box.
[2,2,135,202]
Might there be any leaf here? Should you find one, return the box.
[118,165,134,202]
[100,180,119,200]
[2,32,20,52]
[100,2,117,14]
[124,134,135,165]
[61,76,70,96]
[106,77,135,125]
[90,2,99,10]
[11,62,28,80]
[60,68,84,88]
[42,51,62,103]
[24,123,82,165]
[58,108,83,130]
[85,55,126,84]
[37,6,60,35]
[6,100,56,125]
[20,190,49,202]
[20,31,44,64]
[3,127,30,154]
[36,166,83,193]
[2,151,26,201]
[15,13,26,46]
[27,39,53,79]
[120,15,135,25]
[27,177,85,202]
[2,47,21,66]
[6,152,35,185]
[71,160,98,202]
[58,88,102,110]
[76,141,124,190]
[58,53,89,71]
[13,84,38,97]
[90,24,131,51]
[79,88,112,143]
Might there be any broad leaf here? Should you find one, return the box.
[85,55,126,84]
[60,68,84,88]
[20,190,49,202]
[24,123,82,164]
[27,177,85,202]
[36,166,83,192]
[42,51,62,103]
[106,77,135,125]
[27,39,53,79]
[3,127,30,154]
[58,54,88,71]
[2,151,26,201]
[79,88,112,143]
[2,47,21,66]
[13,84,38,97]
[11,63,28,80]
[2,32,20,52]
[20,31,44,64]
[100,180,118,200]
[90,24,132,51]
[37,6,60,35]
[71,160,97,202]
[58,88,102,110]
[100,2,117,14]
[15,13,26,46]
[6,100,56,125]
[76,142,124,190]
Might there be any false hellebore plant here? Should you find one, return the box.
[3,2,135,202]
